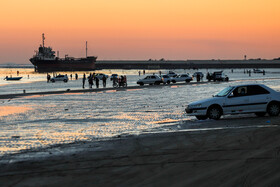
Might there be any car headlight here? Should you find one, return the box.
[190,104,202,108]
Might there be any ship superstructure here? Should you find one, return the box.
[30,34,97,72]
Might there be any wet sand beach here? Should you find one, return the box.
[0,116,279,186]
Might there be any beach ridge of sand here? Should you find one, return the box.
[0,118,279,186]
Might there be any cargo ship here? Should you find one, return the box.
[30,34,97,72]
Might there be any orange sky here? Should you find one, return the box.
[0,0,280,63]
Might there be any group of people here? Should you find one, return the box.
[82,73,107,89]
[112,75,127,87]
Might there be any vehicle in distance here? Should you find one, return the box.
[171,74,192,83]
[160,75,171,84]
[253,69,264,73]
[50,75,69,82]
[137,75,162,86]
[207,71,229,82]
[110,74,118,81]
[185,84,280,120]
[95,73,108,80]
[167,71,177,78]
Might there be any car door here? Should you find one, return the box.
[223,86,251,114]
[247,85,270,112]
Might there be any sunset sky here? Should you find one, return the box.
[0,0,280,64]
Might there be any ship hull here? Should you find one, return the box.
[30,57,97,72]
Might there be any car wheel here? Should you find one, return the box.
[64,79,68,82]
[255,112,266,117]
[139,82,144,86]
[172,80,176,83]
[51,80,55,83]
[196,116,208,120]
[267,102,280,116]
[155,81,161,85]
[185,79,190,83]
[167,80,170,84]
[207,106,222,120]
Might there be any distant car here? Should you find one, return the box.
[207,71,228,81]
[171,74,193,83]
[110,74,118,81]
[50,75,68,82]
[192,72,204,79]
[160,75,171,84]
[137,75,162,86]
[185,84,280,120]
[167,71,177,78]
[95,73,109,80]
[253,69,264,73]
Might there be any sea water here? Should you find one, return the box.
[0,67,279,155]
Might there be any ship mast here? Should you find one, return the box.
[86,41,88,58]
[42,33,45,48]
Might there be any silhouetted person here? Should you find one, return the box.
[143,70,145,75]
[75,73,78,80]
[102,75,106,87]
[82,74,86,88]
[17,71,19,76]
[196,73,200,82]
[138,71,141,76]
[47,74,51,83]
[88,73,93,88]
[263,70,265,75]
[249,70,251,77]
[95,77,99,88]
[206,72,211,82]
[70,74,72,80]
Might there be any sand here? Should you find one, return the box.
[0,116,279,186]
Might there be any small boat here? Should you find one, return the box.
[4,76,22,81]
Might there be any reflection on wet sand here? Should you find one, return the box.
[0,106,32,117]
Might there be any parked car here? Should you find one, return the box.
[167,71,177,78]
[50,75,68,82]
[95,73,109,80]
[253,69,264,73]
[160,75,171,84]
[137,75,162,86]
[110,74,118,81]
[185,84,280,120]
[207,71,228,82]
[171,74,193,83]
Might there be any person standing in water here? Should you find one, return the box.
[82,74,86,88]
[102,75,106,88]
[95,76,99,88]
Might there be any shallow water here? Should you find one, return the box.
[0,68,280,155]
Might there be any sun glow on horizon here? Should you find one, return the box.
[0,0,280,63]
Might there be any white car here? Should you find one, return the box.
[167,71,177,78]
[50,75,68,82]
[160,75,171,84]
[171,74,193,83]
[95,73,109,80]
[137,75,162,86]
[185,84,280,120]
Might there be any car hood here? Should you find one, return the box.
[188,97,224,107]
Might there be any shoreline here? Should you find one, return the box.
[0,116,279,186]
[1,77,280,100]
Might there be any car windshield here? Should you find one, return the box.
[215,86,234,97]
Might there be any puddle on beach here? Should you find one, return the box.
[0,105,32,117]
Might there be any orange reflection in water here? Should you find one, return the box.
[0,106,32,117]
[151,119,179,124]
